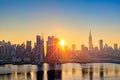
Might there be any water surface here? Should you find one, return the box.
[0,63,120,80]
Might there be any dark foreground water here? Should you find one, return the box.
[0,63,120,80]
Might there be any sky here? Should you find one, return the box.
[0,0,120,49]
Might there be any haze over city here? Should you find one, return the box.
[0,0,120,49]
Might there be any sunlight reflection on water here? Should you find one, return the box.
[0,63,120,80]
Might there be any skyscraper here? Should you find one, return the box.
[46,36,60,62]
[36,35,41,46]
[26,41,32,53]
[23,41,32,62]
[99,40,103,50]
[89,30,93,50]
[35,35,44,63]
[6,41,12,61]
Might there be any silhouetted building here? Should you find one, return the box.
[7,42,12,60]
[11,44,17,62]
[46,36,60,63]
[35,35,44,63]
[16,43,25,62]
[36,35,41,46]
[0,41,5,60]
[24,41,32,62]
[89,30,93,50]
[1,33,120,64]
[72,44,76,51]
[114,43,118,51]
[1,41,13,62]
[81,44,88,53]
[99,40,103,50]
[26,41,32,53]
[104,43,108,49]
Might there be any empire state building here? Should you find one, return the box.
[89,30,93,50]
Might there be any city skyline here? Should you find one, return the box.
[1,1,120,80]
[0,0,120,49]
[1,34,120,64]
[0,33,120,50]
[0,30,120,50]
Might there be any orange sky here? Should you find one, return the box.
[0,0,120,49]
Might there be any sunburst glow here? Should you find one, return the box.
[60,40,65,46]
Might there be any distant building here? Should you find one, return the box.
[0,41,13,62]
[26,41,32,53]
[24,41,32,62]
[104,43,108,49]
[35,35,44,62]
[0,41,4,60]
[16,43,25,62]
[114,43,118,51]
[6,41,12,61]
[94,46,98,51]
[89,30,93,50]
[81,44,88,53]
[11,44,17,62]
[99,40,103,50]
[81,44,85,51]
[72,44,76,51]
[36,35,41,46]
[46,36,60,62]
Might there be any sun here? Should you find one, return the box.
[60,40,65,46]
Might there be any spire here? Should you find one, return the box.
[89,29,93,50]
[89,29,91,37]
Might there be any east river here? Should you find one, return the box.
[0,63,120,80]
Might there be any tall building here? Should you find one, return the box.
[1,40,6,61]
[89,30,93,50]
[24,41,32,62]
[6,41,12,61]
[36,35,41,46]
[99,40,103,50]
[0,41,3,60]
[26,41,32,53]
[46,36,60,62]
[35,35,44,62]
[0,41,12,62]
[16,44,22,59]
[11,44,17,62]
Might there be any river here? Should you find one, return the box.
[0,63,120,80]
